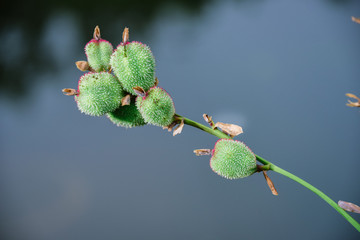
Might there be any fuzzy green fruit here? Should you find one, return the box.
[75,72,124,116]
[136,87,175,127]
[210,139,257,179]
[107,101,146,128]
[85,39,113,72]
[110,42,155,95]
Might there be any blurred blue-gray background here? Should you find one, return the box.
[1,0,360,239]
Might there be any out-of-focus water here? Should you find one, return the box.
[1,0,360,239]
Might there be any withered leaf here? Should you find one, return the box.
[352,16,360,24]
[193,149,212,156]
[121,94,131,106]
[263,171,278,196]
[62,88,78,96]
[154,77,159,86]
[214,122,243,137]
[338,200,360,213]
[133,86,146,97]
[173,119,184,136]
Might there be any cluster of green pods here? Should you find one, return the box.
[65,26,175,128]
[65,26,258,180]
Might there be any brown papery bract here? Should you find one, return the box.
[133,86,146,97]
[338,200,360,213]
[173,119,184,136]
[263,171,278,196]
[193,149,212,156]
[76,61,90,72]
[214,122,243,137]
[346,93,360,107]
[352,16,360,24]
[121,94,131,106]
[62,88,78,96]
[93,26,101,40]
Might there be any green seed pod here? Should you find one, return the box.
[210,139,257,179]
[85,39,113,72]
[136,87,175,127]
[75,72,124,116]
[107,100,146,128]
[110,42,155,95]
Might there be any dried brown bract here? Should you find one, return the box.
[122,27,129,44]
[214,122,243,137]
[346,93,360,107]
[203,114,214,127]
[352,16,360,24]
[75,61,90,72]
[193,149,212,156]
[338,200,360,213]
[263,171,278,196]
[93,25,101,40]
[62,88,78,96]
[163,121,178,132]
[121,94,131,106]
[133,86,146,97]
[173,119,184,136]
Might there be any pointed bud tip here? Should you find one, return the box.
[122,27,129,44]
[93,26,101,40]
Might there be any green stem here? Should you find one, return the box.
[176,113,360,232]
[271,164,360,232]
[176,114,231,139]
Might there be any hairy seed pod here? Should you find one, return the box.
[85,39,113,72]
[136,87,175,127]
[75,72,124,116]
[210,139,257,179]
[110,42,155,95]
[107,100,146,128]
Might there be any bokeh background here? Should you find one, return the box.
[1,0,360,239]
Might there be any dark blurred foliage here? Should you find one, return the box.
[0,0,207,100]
[0,0,356,101]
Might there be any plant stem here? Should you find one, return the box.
[270,164,360,232]
[176,113,360,232]
[176,114,231,139]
